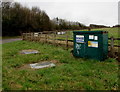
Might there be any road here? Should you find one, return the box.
[0,38,22,44]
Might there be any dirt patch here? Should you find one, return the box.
[10,82,22,89]
[50,60,62,66]
[50,60,59,63]
[19,64,32,70]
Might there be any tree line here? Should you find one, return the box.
[2,2,110,36]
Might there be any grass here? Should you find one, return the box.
[2,40,118,90]
[55,27,119,46]
[78,27,119,38]
[62,27,119,38]
[89,27,119,45]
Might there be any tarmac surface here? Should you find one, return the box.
[0,38,22,44]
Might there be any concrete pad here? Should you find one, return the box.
[30,61,55,69]
[20,49,39,54]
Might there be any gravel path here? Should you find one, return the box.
[0,38,22,44]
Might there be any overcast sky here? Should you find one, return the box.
[13,0,119,27]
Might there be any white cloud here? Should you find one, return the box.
[13,0,118,26]
[14,0,119,2]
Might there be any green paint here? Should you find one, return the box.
[73,31,108,61]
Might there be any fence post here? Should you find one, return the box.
[110,36,115,57]
[31,32,33,41]
[30,32,31,41]
[29,32,30,41]
[53,31,56,46]
[66,31,68,50]
[39,32,41,42]
[45,33,47,43]
[33,32,34,41]
[37,32,39,42]
[21,33,24,40]
[27,32,29,41]
[47,32,49,43]
[56,31,58,46]
[26,32,27,40]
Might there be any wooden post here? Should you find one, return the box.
[27,32,29,41]
[110,36,115,57]
[30,32,31,41]
[41,32,43,43]
[28,32,30,41]
[24,33,25,40]
[47,33,49,43]
[31,32,32,41]
[66,31,68,50]
[34,33,35,41]
[53,31,56,46]
[22,33,24,40]
[36,33,38,41]
[29,32,31,41]
[39,32,41,42]
[56,31,58,46]
[34,32,36,42]
[30,32,32,41]
[45,33,47,43]
[33,32,34,41]
[42,33,45,44]
[25,32,27,40]
[37,32,39,42]
[41,33,43,43]
[27,32,28,41]
[43,33,45,44]
[88,27,91,31]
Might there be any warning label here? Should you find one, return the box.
[89,35,94,39]
[88,41,98,48]
[76,35,84,43]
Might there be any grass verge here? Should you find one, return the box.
[2,40,118,90]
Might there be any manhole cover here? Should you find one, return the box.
[20,49,39,54]
[30,62,55,69]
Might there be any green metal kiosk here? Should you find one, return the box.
[73,31,108,61]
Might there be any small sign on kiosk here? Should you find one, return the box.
[76,35,84,43]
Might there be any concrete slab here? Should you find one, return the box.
[20,49,39,54]
[30,61,55,69]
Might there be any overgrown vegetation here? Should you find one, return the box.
[2,41,118,90]
[2,2,114,36]
[2,2,89,36]
[2,2,51,36]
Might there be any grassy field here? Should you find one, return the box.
[2,40,118,90]
[63,27,119,38]
[85,27,119,38]
[84,27,119,45]
[55,27,119,45]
